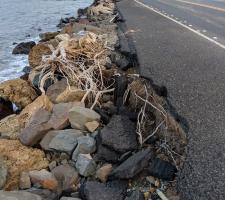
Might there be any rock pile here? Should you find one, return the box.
[0,0,187,199]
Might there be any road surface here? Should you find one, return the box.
[117,0,225,199]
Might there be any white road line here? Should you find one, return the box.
[134,0,225,50]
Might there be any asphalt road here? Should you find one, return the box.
[141,0,225,45]
[117,0,225,199]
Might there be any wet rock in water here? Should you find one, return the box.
[39,31,59,42]
[85,121,99,133]
[0,191,42,200]
[12,41,36,54]
[19,172,31,189]
[96,164,113,183]
[75,154,96,177]
[69,106,100,130]
[29,169,58,191]
[100,115,138,153]
[48,102,84,130]
[0,98,13,120]
[48,129,83,155]
[148,158,177,181]
[19,109,52,146]
[0,114,20,139]
[110,148,154,179]
[0,78,37,109]
[0,139,48,190]
[72,135,96,161]
[22,66,32,74]
[80,181,125,200]
[125,191,145,200]
[52,164,79,192]
[26,188,58,200]
[28,43,52,68]
[0,158,8,189]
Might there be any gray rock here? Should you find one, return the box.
[60,198,81,200]
[40,130,59,151]
[48,102,83,130]
[0,191,42,200]
[100,115,138,153]
[12,41,36,54]
[19,109,52,146]
[72,136,96,161]
[110,148,154,179]
[69,106,100,130]
[75,154,96,177]
[19,172,31,189]
[52,164,79,192]
[0,159,7,189]
[26,188,58,200]
[81,181,124,200]
[125,191,145,200]
[19,122,52,146]
[48,129,83,155]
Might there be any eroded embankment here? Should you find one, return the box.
[0,0,187,199]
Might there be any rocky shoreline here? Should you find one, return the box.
[0,0,187,199]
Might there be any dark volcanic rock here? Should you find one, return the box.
[12,41,36,54]
[0,98,13,120]
[100,115,138,153]
[125,191,145,200]
[148,158,177,181]
[110,148,154,179]
[80,181,125,200]
[94,143,120,163]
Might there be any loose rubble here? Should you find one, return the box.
[0,0,187,199]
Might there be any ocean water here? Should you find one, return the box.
[0,0,93,82]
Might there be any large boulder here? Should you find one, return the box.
[100,115,138,153]
[69,106,100,130]
[0,78,37,109]
[28,43,52,68]
[0,158,8,189]
[0,114,21,139]
[19,109,52,146]
[46,79,85,104]
[40,129,83,153]
[0,139,48,190]
[0,191,42,200]
[48,129,83,155]
[48,102,84,130]
[12,41,36,54]
[19,95,53,128]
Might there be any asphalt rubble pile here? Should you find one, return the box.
[0,0,187,199]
